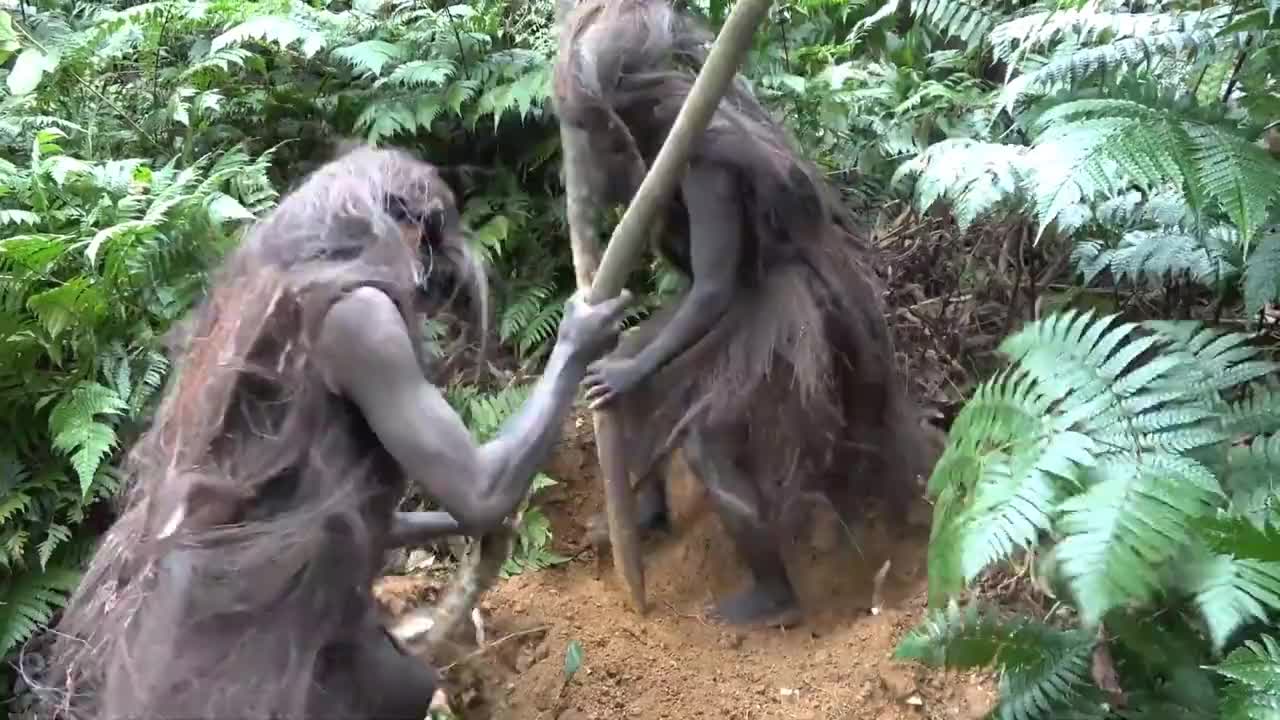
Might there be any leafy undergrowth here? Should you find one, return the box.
[899,310,1280,719]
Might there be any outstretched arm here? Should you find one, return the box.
[584,160,743,408]
[388,511,465,546]
[318,287,631,535]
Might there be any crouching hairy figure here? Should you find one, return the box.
[40,144,632,720]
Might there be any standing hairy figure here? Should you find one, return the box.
[555,0,934,628]
[42,144,632,720]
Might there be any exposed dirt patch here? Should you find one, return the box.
[374,412,998,720]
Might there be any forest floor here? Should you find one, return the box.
[371,209,1018,719]
[374,410,1000,720]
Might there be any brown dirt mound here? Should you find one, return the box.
[375,413,998,720]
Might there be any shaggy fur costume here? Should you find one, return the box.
[554,0,931,521]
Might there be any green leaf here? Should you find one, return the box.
[895,601,1100,718]
[0,209,41,226]
[27,278,108,340]
[207,193,257,224]
[211,16,325,57]
[333,40,407,78]
[564,639,584,680]
[48,382,128,496]
[1056,455,1220,627]
[1244,227,1280,319]
[0,12,20,64]
[0,565,82,657]
[1214,635,1280,720]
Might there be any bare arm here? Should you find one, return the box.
[388,511,465,546]
[624,161,743,381]
[318,287,629,535]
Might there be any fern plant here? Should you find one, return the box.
[0,129,278,658]
[900,309,1280,718]
[890,0,1280,317]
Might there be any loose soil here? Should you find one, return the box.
[374,412,998,720]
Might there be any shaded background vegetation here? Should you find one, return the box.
[2,0,1279,715]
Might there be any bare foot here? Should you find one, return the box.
[707,584,803,629]
[585,508,672,549]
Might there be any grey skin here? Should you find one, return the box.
[317,284,635,537]
[581,162,801,627]
[310,283,631,719]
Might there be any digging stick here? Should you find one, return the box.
[558,0,775,615]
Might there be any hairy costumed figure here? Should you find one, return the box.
[555,0,935,627]
[41,144,632,720]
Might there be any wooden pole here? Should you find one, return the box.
[558,0,775,614]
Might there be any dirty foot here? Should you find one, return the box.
[585,508,672,550]
[707,585,802,629]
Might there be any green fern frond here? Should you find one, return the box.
[1214,634,1280,720]
[893,138,1033,230]
[1057,453,1221,626]
[1028,116,1185,239]
[895,600,1009,667]
[48,381,128,496]
[1224,384,1280,439]
[26,277,109,340]
[36,522,71,570]
[1000,28,1227,111]
[1224,434,1280,527]
[1083,228,1237,289]
[1186,127,1280,248]
[909,0,1002,50]
[354,100,420,144]
[895,600,1100,719]
[499,281,555,344]
[0,563,81,657]
[1106,611,1221,716]
[4,528,30,565]
[0,208,41,226]
[933,311,1273,612]
[0,490,32,525]
[1184,549,1280,653]
[1244,227,1280,319]
[382,59,457,89]
[210,15,327,58]
[181,46,257,79]
[332,39,407,78]
[515,298,566,360]
[991,9,1220,64]
[451,383,537,442]
[1141,321,1279,396]
[925,366,1087,602]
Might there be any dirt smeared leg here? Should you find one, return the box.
[586,462,672,550]
[685,428,802,629]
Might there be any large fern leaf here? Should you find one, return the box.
[1185,128,1280,248]
[1057,453,1221,626]
[1214,634,1280,720]
[925,367,1088,603]
[48,381,128,495]
[1243,227,1280,318]
[1183,514,1280,652]
[1000,26,1229,112]
[1223,434,1280,527]
[0,564,81,657]
[896,601,1102,719]
[894,138,1034,230]
[991,8,1219,65]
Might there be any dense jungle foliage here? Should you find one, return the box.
[1,0,1279,715]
